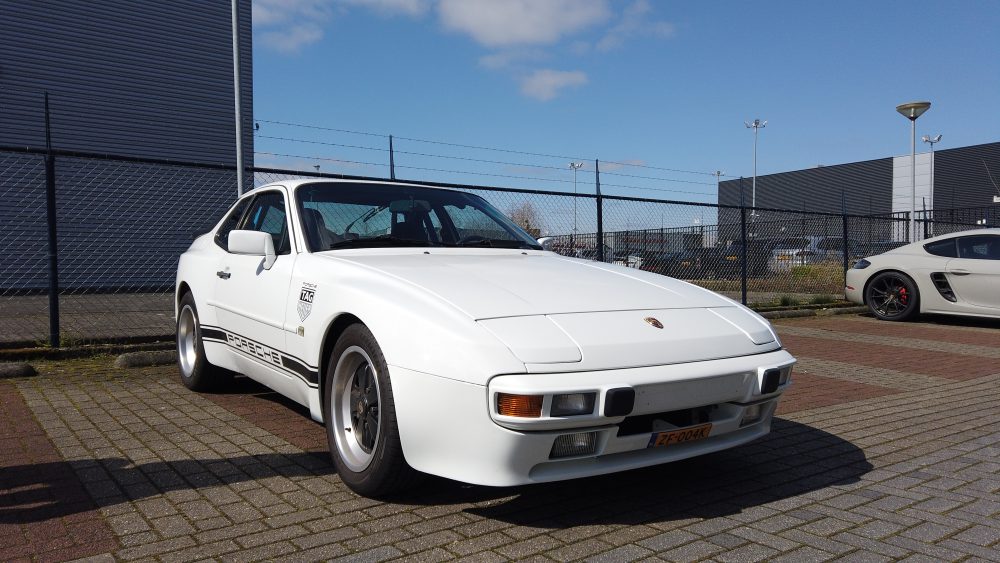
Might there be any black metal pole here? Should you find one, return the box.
[739,177,748,305]
[44,92,60,348]
[389,135,395,180]
[595,159,604,262]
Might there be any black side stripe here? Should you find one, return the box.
[281,355,318,385]
[200,324,318,386]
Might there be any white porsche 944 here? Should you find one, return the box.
[175,179,795,496]
[846,229,1000,321]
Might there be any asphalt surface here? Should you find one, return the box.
[2,314,999,562]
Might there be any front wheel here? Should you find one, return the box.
[324,324,419,497]
[865,272,919,321]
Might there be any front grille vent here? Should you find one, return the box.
[616,405,717,437]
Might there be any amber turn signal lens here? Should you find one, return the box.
[497,393,543,417]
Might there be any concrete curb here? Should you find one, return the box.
[114,350,177,369]
[0,362,37,379]
[761,306,868,320]
[0,340,174,362]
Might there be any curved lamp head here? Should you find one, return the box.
[896,101,931,121]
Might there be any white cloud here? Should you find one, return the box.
[520,69,587,101]
[254,0,428,54]
[259,23,325,54]
[438,0,611,47]
[596,0,674,52]
[342,0,429,16]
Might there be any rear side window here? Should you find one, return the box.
[957,235,1000,260]
[214,198,252,251]
[924,238,958,258]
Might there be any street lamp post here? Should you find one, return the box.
[569,162,584,249]
[744,119,766,215]
[896,101,931,242]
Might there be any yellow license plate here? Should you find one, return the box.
[778,256,790,261]
[725,256,737,261]
[647,423,713,448]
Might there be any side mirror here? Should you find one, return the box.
[537,237,554,251]
[228,230,276,269]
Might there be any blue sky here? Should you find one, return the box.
[251,0,1000,203]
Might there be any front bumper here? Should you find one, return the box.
[391,349,795,487]
[845,269,866,304]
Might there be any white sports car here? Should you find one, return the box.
[175,179,795,496]
[846,229,1000,321]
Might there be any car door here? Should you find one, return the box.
[945,235,1000,310]
[212,189,298,385]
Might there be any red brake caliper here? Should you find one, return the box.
[898,286,908,304]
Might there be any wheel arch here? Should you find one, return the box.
[318,312,365,402]
[174,281,194,322]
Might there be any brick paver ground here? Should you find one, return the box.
[2,313,998,562]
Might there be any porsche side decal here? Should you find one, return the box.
[201,325,318,386]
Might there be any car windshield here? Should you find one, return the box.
[295,182,542,252]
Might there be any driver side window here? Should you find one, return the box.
[240,192,292,255]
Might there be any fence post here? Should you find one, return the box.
[44,92,60,348]
[595,159,604,262]
[389,135,395,180]
[739,177,748,306]
[841,191,849,286]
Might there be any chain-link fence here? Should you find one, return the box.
[1,147,991,348]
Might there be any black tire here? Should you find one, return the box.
[865,271,919,321]
[176,292,233,391]
[324,324,419,497]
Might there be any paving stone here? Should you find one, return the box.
[8,320,1000,563]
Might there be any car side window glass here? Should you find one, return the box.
[240,192,292,255]
[214,198,252,251]
[957,235,999,260]
[924,239,958,258]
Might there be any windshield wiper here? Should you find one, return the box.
[451,239,540,250]
[327,235,437,249]
[342,205,386,235]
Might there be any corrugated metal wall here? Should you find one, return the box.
[718,142,1000,215]
[718,158,894,214]
[0,0,253,165]
[933,141,1000,211]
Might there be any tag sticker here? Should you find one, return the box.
[297,282,316,321]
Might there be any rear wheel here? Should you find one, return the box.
[176,292,232,390]
[324,324,419,497]
[865,272,919,321]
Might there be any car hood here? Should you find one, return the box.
[324,249,732,319]
[322,250,780,370]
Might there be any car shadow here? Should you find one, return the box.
[399,418,873,527]
[1,418,870,529]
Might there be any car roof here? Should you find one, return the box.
[251,178,457,192]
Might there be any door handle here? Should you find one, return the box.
[949,269,970,276]
[217,271,231,279]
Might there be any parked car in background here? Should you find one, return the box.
[767,236,861,272]
[713,241,774,279]
[846,229,1000,321]
[175,179,795,497]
